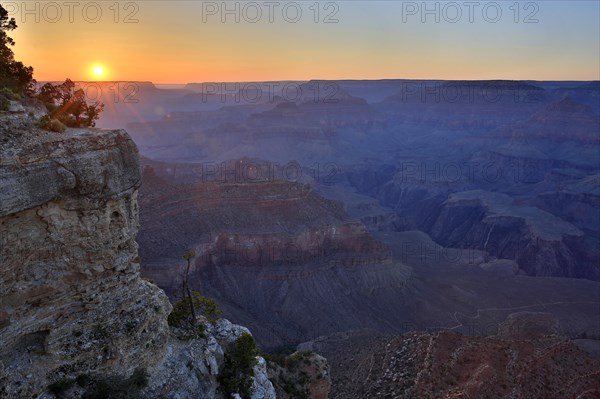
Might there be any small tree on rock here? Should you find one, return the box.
[37,79,104,129]
[182,250,197,325]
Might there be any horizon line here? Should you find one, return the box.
[34,78,600,85]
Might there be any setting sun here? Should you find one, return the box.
[93,65,104,78]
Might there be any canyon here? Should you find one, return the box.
[2,78,599,398]
[138,158,407,347]
[122,81,599,359]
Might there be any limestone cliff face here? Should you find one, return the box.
[0,114,277,399]
[0,122,172,397]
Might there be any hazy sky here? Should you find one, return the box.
[6,0,600,82]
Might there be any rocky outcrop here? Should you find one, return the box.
[0,121,171,397]
[0,114,277,398]
[146,319,276,399]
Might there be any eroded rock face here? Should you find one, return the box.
[0,124,171,398]
[426,190,597,279]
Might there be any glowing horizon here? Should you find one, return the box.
[5,1,600,83]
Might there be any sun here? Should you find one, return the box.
[92,65,104,78]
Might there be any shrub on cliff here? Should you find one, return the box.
[38,115,67,133]
[1,4,101,128]
[37,79,104,129]
[167,291,222,327]
[0,86,19,110]
[218,333,259,398]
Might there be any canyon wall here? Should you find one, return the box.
[0,115,276,398]
[137,163,411,347]
[0,124,171,397]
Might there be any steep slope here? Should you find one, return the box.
[302,320,600,399]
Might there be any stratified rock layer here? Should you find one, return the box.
[137,161,411,347]
[0,123,172,397]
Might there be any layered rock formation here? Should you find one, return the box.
[137,160,411,347]
[0,113,277,398]
[379,80,548,131]
[425,190,597,279]
[0,119,171,397]
[345,161,600,280]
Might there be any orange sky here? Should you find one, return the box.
[5,1,600,83]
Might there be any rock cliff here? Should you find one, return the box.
[0,113,276,398]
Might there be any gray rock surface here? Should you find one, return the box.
[0,113,276,399]
[0,118,172,398]
[146,317,275,399]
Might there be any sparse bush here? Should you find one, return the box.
[37,115,67,133]
[0,87,17,111]
[167,291,222,327]
[49,119,67,133]
[262,344,298,367]
[285,351,313,370]
[196,323,206,338]
[218,333,258,398]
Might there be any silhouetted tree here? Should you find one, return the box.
[37,79,104,128]
[0,4,34,95]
